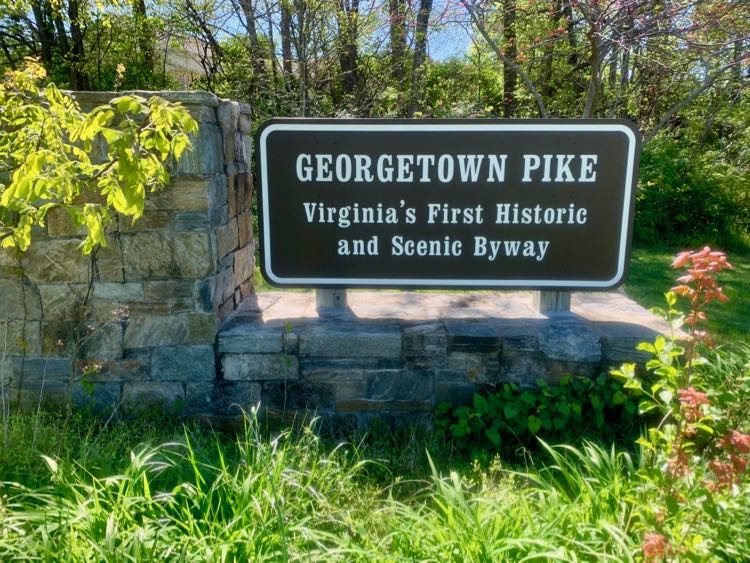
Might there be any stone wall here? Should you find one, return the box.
[0,91,254,416]
[217,291,667,432]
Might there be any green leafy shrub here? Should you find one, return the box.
[0,59,198,253]
[635,138,750,249]
[435,374,642,457]
[613,247,750,560]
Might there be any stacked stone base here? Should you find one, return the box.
[214,291,665,431]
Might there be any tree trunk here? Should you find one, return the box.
[407,0,433,117]
[280,1,293,83]
[502,0,517,117]
[237,0,266,97]
[336,0,359,100]
[582,28,601,117]
[388,0,407,85]
[67,0,89,90]
[31,1,54,66]
[541,0,561,99]
[133,0,154,88]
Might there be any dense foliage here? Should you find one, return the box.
[0,60,197,253]
[1,1,748,245]
[435,374,642,457]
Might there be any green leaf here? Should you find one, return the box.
[484,427,501,447]
[520,392,536,406]
[473,393,488,413]
[594,411,604,428]
[503,403,520,420]
[527,415,542,434]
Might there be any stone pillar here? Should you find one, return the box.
[0,91,255,416]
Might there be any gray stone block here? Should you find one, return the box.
[433,368,467,382]
[263,380,335,411]
[123,314,189,348]
[222,353,298,381]
[594,322,659,364]
[38,283,88,320]
[0,321,41,355]
[174,212,210,231]
[539,320,601,363]
[82,324,124,360]
[119,210,171,232]
[304,368,364,400]
[143,280,195,300]
[217,101,239,131]
[80,357,149,382]
[46,207,83,237]
[218,323,284,354]
[203,380,262,415]
[208,173,228,208]
[73,382,122,414]
[299,321,402,359]
[0,279,41,320]
[498,325,539,352]
[446,351,500,384]
[445,320,500,352]
[435,381,475,405]
[93,282,145,301]
[499,352,546,385]
[152,345,216,381]
[365,369,433,401]
[403,322,447,368]
[12,356,71,381]
[301,357,380,370]
[175,125,223,175]
[122,381,185,414]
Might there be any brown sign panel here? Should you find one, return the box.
[256,119,641,289]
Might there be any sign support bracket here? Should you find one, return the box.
[534,290,571,314]
[316,288,350,317]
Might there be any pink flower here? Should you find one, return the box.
[678,387,709,407]
[643,533,670,560]
[730,431,750,454]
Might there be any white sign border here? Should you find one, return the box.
[258,122,638,288]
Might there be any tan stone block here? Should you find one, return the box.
[217,218,238,259]
[95,242,124,282]
[22,239,90,283]
[233,244,254,285]
[238,211,253,248]
[46,207,83,237]
[147,177,211,212]
[188,313,218,344]
[123,314,189,348]
[122,232,213,280]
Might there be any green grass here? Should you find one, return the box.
[625,245,750,343]
[2,341,750,563]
